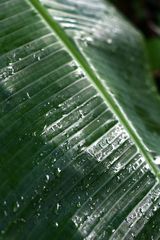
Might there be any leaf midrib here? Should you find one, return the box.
[28,0,160,181]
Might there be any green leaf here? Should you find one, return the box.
[41,0,160,157]
[0,0,160,239]
[146,38,160,71]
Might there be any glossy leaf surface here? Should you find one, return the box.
[0,0,160,239]
[41,0,160,157]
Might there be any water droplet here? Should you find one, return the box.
[33,53,41,61]
[43,125,47,131]
[26,92,31,99]
[153,205,158,212]
[114,162,122,173]
[83,36,93,46]
[7,63,15,75]
[107,38,112,44]
[33,132,37,136]
[46,174,50,182]
[79,33,93,47]
[75,69,85,78]
[77,202,81,208]
[79,109,84,118]
[153,155,160,166]
[69,61,78,69]
[56,203,60,211]
[13,201,20,212]
[37,212,40,217]
[55,222,59,227]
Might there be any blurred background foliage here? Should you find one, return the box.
[109,0,160,91]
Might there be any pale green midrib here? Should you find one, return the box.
[28,0,160,181]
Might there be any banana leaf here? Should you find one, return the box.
[0,0,160,239]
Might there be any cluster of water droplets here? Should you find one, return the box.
[33,48,45,61]
[152,153,160,168]
[0,62,15,82]
[122,185,160,239]
[87,123,129,163]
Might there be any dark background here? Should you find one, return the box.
[110,0,160,38]
[110,0,160,91]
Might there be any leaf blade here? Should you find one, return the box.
[0,0,160,239]
[41,0,160,158]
